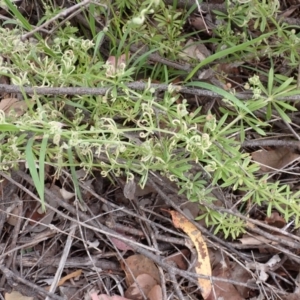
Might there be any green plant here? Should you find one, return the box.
[1,0,300,240]
[197,209,247,240]
[246,69,298,122]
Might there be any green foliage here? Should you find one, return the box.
[26,136,48,212]
[196,209,246,240]
[1,0,300,239]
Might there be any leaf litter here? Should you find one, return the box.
[1,1,300,300]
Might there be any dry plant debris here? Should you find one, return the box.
[1,0,300,300]
[170,210,212,299]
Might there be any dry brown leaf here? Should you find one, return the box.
[110,235,135,252]
[0,97,18,111]
[251,147,300,172]
[106,54,127,77]
[189,16,214,35]
[279,6,300,18]
[207,264,243,300]
[57,269,82,286]
[170,211,212,299]
[0,97,28,117]
[230,262,252,298]
[147,285,163,300]
[46,269,82,290]
[122,254,160,286]
[265,212,286,228]
[181,39,211,62]
[59,187,75,201]
[6,205,21,227]
[5,291,33,300]
[123,179,136,200]
[124,273,157,300]
[164,249,190,270]
[121,177,155,198]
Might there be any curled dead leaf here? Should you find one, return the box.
[122,254,160,286]
[206,264,243,300]
[0,97,28,117]
[46,269,82,291]
[170,210,212,299]
[5,291,33,300]
[251,147,300,172]
[123,179,136,200]
[147,285,162,300]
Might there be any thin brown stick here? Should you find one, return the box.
[0,264,64,300]
[242,139,300,148]
[1,82,300,101]
[46,222,77,298]
[16,254,119,270]
[105,221,188,247]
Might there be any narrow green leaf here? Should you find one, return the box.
[26,138,45,211]
[274,101,297,111]
[273,103,291,122]
[268,67,274,95]
[93,31,105,61]
[0,124,20,131]
[240,121,245,142]
[38,135,48,211]
[277,88,300,97]
[4,0,32,31]
[274,74,290,81]
[247,99,267,111]
[215,113,228,131]
[273,77,294,95]
[130,48,159,68]
[88,3,96,37]
[186,81,254,116]
[185,32,274,82]
[247,120,266,136]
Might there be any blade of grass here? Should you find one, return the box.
[4,0,32,31]
[88,2,96,37]
[38,134,48,211]
[130,48,159,69]
[184,31,274,82]
[25,137,45,212]
[0,124,19,131]
[93,31,106,61]
[186,81,254,117]
[268,66,274,95]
